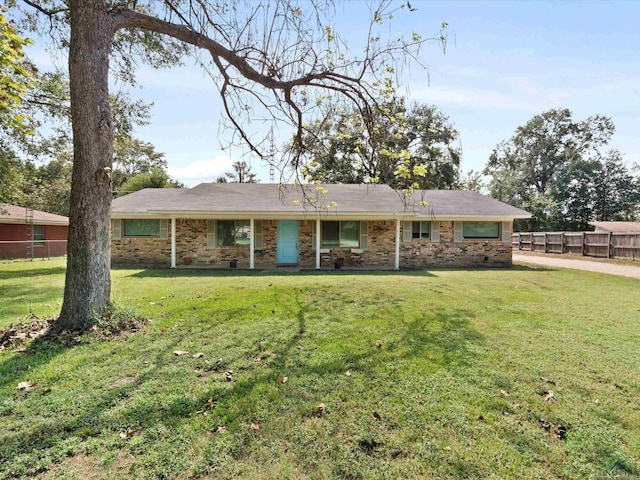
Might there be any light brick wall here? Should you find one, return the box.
[111,218,512,268]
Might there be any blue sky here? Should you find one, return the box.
[27,1,640,186]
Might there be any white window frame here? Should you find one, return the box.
[320,220,360,248]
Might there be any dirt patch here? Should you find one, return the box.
[112,375,138,388]
[38,451,134,480]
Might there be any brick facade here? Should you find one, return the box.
[112,218,512,268]
[0,224,68,259]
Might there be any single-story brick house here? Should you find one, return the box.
[0,204,69,259]
[110,183,530,269]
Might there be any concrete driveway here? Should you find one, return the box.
[513,253,640,280]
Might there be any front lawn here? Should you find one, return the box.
[0,259,638,479]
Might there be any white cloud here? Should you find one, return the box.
[168,155,235,187]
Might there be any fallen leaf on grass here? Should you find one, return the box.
[543,391,555,404]
[316,403,326,415]
[345,371,352,377]
[251,421,260,431]
[373,411,381,421]
[17,380,38,391]
[276,376,288,384]
[376,343,383,349]
[196,395,219,414]
[253,356,262,363]
[119,428,139,439]
[216,425,228,434]
[500,389,510,397]
[541,376,556,386]
[192,352,204,358]
[539,418,567,440]
[173,350,189,356]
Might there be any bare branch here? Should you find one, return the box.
[22,0,69,17]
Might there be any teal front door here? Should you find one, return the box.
[277,220,299,264]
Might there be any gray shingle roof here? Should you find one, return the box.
[111,184,530,220]
[406,190,531,219]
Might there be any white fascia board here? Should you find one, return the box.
[141,210,399,221]
[0,219,69,226]
[399,214,531,221]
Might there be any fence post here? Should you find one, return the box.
[607,232,612,258]
[582,232,586,257]
[560,232,565,254]
[544,233,548,253]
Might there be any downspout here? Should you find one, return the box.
[395,218,400,270]
[250,218,255,269]
[170,217,176,268]
[316,218,321,269]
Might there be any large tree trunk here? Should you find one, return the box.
[57,0,114,330]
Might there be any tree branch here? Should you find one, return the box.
[22,0,68,17]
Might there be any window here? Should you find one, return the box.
[463,222,500,239]
[123,219,160,237]
[321,221,359,248]
[33,225,45,247]
[412,221,430,239]
[217,220,250,247]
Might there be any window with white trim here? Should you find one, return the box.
[321,221,359,248]
[33,225,45,246]
[123,219,160,237]
[217,220,250,247]
[411,221,430,239]
[462,221,501,239]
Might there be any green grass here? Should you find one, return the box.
[1,259,639,479]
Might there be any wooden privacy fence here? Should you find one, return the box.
[512,232,640,259]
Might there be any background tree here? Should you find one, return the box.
[119,166,184,193]
[482,108,638,231]
[0,7,34,133]
[18,0,436,329]
[299,99,461,190]
[225,161,258,183]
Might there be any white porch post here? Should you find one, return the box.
[250,218,255,269]
[395,218,400,270]
[315,218,321,269]
[170,217,176,268]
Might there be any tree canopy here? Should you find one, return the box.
[225,161,258,183]
[484,108,639,231]
[296,99,462,190]
[0,7,34,133]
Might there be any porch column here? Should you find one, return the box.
[250,218,255,269]
[170,217,176,268]
[316,218,321,269]
[395,218,400,270]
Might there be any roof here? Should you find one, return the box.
[407,190,531,219]
[0,204,69,226]
[111,183,531,220]
[588,221,640,233]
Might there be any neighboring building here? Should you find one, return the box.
[110,183,530,269]
[588,221,640,234]
[0,204,69,259]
